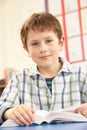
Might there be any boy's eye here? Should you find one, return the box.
[47,40,53,43]
[31,43,38,46]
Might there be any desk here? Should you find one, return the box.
[0,85,5,88]
[0,79,5,88]
[0,123,87,130]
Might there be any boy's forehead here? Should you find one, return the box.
[30,23,55,31]
[28,28,56,35]
[28,27,55,34]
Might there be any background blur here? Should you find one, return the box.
[0,0,87,82]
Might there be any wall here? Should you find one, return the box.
[0,0,45,78]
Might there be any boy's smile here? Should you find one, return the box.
[39,55,51,60]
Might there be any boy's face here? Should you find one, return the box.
[25,29,64,68]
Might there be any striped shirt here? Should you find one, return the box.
[0,58,87,122]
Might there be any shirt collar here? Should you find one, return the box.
[61,60,73,73]
[29,57,73,76]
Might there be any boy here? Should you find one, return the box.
[0,11,87,126]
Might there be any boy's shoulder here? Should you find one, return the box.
[63,60,87,74]
[16,65,38,76]
[71,63,87,72]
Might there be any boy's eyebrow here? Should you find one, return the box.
[29,36,52,42]
[29,39,39,43]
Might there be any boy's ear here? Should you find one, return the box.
[23,45,28,51]
[59,36,64,51]
[60,36,64,45]
[23,45,31,57]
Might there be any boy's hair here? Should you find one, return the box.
[20,11,63,46]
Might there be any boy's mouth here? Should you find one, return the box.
[39,55,50,60]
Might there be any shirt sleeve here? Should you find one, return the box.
[79,67,87,103]
[0,75,19,122]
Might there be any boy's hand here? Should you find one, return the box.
[3,104,35,126]
[75,103,87,118]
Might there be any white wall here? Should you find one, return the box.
[0,0,45,78]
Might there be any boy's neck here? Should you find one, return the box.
[38,62,62,78]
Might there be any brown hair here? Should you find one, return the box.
[20,11,63,46]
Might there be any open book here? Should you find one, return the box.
[1,106,87,127]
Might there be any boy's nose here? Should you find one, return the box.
[40,43,47,53]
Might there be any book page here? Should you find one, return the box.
[34,110,49,124]
[44,111,87,123]
[59,105,80,112]
[33,105,87,124]
[0,119,19,127]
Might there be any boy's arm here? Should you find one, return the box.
[0,77,19,122]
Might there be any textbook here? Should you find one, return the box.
[34,111,87,124]
[1,106,87,127]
